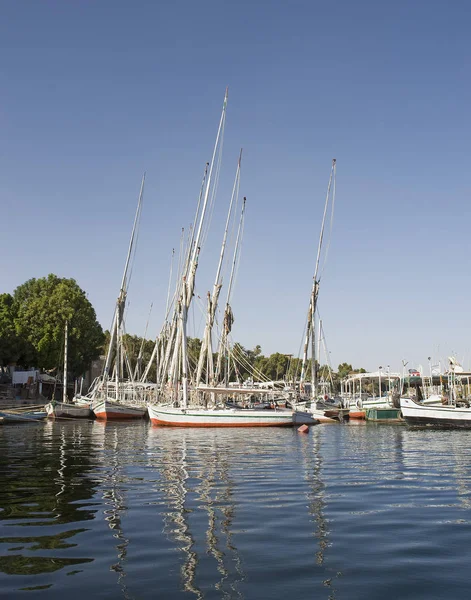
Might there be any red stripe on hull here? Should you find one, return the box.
[150,418,293,428]
[95,411,145,420]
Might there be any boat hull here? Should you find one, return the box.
[92,398,147,420]
[365,407,402,422]
[349,398,391,419]
[295,402,348,423]
[348,410,366,419]
[400,398,471,428]
[45,401,92,419]
[148,405,318,427]
[0,410,47,423]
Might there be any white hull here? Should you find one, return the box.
[45,401,91,419]
[148,405,318,427]
[295,402,348,423]
[400,397,471,428]
[352,397,391,410]
[73,394,93,407]
[304,408,338,423]
[92,398,147,420]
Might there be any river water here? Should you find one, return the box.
[0,420,470,599]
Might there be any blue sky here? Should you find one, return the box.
[1,0,471,373]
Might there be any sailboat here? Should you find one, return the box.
[148,91,317,428]
[45,320,92,419]
[295,159,349,423]
[91,176,148,420]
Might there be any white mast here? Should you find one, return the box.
[196,149,242,387]
[185,89,228,300]
[157,89,228,405]
[63,320,68,403]
[103,173,146,382]
[300,159,336,400]
[141,248,175,383]
[215,196,246,386]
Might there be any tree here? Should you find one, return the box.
[13,274,104,377]
[0,293,35,366]
[337,362,353,379]
[263,353,289,381]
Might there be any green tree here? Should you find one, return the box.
[337,362,353,379]
[187,337,202,369]
[121,333,158,380]
[262,353,289,381]
[0,293,35,366]
[13,274,104,377]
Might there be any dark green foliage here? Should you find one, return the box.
[0,293,35,366]
[13,274,104,377]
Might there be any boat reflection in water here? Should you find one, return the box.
[145,426,340,599]
[95,423,133,598]
[151,429,245,599]
[297,428,340,599]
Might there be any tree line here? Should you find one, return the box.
[1,274,366,385]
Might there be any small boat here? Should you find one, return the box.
[92,397,147,420]
[45,321,92,419]
[45,400,91,419]
[0,410,47,423]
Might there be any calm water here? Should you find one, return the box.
[1,420,471,599]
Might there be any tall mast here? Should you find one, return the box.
[215,197,246,385]
[188,89,228,276]
[134,303,153,380]
[196,149,242,386]
[161,89,228,404]
[63,320,68,403]
[300,159,336,399]
[103,173,146,381]
[141,248,176,383]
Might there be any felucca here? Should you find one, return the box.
[148,91,317,427]
[91,176,148,420]
[295,160,349,423]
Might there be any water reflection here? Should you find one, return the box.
[0,421,98,582]
[297,429,341,599]
[0,421,360,598]
[150,430,244,599]
[89,420,153,598]
[399,427,471,512]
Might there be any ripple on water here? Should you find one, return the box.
[1,422,471,598]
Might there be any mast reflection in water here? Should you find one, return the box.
[151,431,244,598]
[0,421,340,599]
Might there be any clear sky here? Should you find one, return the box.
[1,0,471,374]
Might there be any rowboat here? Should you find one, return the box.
[45,400,92,419]
[92,397,147,420]
[0,410,47,423]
